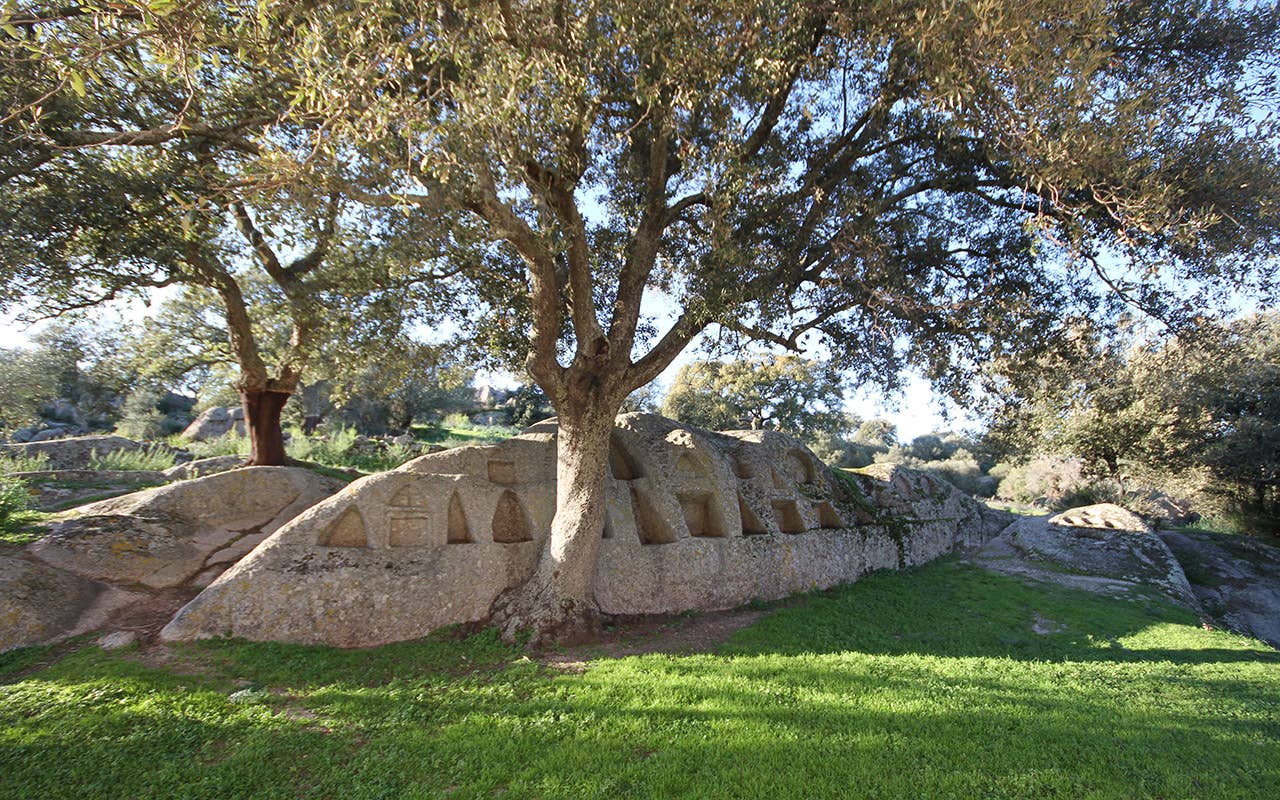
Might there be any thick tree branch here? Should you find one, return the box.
[287,193,341,277]
[738,16,828,160]
[610,107,673,359]
[184,249,270,390]
[464,164,565,386]
[625,308,708,389]
[525,159,604,359]
[49,118,269,156]
[229,201,287,285]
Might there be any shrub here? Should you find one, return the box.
[114,409,167,441]
[286,426,418,473]
[89,444,177,471]
[995,456,1090,506]
[0,451,51,474]
[0,476,29,524]
[185,432,250,458]
[919,454,999,498]
[441,412,471,429]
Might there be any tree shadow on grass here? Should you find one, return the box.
[2,559,1278,799]
[5,644,1276,800]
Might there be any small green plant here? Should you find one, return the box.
[89,445,177,472]
[441,411,471,429]
[185,432,250,459]
[0,451,51,474]
[0,476,48,543]
[0,476,29,524]
[285,425,357,464]
[286,426,419,473]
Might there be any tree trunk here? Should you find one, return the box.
[490,401,617,646]
[241,388,291,466]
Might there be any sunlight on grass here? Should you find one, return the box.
[1,562,1276,799]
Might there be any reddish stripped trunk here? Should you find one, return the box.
[241,389,291,466]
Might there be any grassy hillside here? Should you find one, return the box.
[1,561,1275,799]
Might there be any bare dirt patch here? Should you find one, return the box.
[538,607,770,671]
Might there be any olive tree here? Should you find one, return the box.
[0,3,450,464]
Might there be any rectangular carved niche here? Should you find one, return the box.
[771,499,806,534]
[679,492,727,537]
[738,493,770,535]
[630,487,677,545]
[388,513,434,547]
[487,460,517,485]
[815,501,844,530]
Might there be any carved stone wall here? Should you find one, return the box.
[161,414,1007,647]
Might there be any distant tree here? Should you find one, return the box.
[1141,314,1280,518]
[994,312,1280,521]
[985,319,1154,477]
[0,321,134,431]
[508,385,554,429]
[663,355,850,442]
[330,345,475,433]
[128,283,462,434]
[11,1,1280,640]
[0,348,59,430]
[853,419,898,449]
[908,434,947,462]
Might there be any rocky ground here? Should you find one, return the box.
[968,502,1280,648]
[1,467,347,652]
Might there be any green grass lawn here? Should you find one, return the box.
[1,561,1276,799]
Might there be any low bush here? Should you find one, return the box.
[994,456,1091,507]
[286,426,419,473]
[0,451,51,474]
[184,432,250,459]
[919,453,999,498]
[868,448,998,497]
[0,476,29,528]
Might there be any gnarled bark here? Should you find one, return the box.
[490,391,620,646]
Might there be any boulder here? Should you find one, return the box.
[41,398,87,430]
[162,455,245,481]
[0,556,138,652]
[971,507,1200,609]
[29,467,347,590]
[1048,502,1150,532]
[0,435,149,471]
[162,413,1008,648]
[1159,529,1280,648]
[179,406,245,441]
